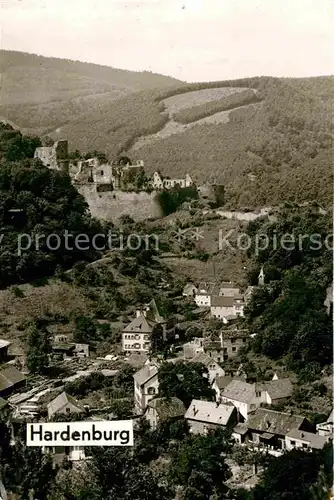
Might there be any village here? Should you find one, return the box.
[0,259,332,481]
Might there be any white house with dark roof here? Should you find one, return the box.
[246,408,314,452]
[195,283,218,307]
[144,397,185,430]
[133,363,159,412]
[220,378,293,421]
[47,391,85,419]
[190,352,225,383]
[122,314,156,353]
[220,379,260,420]
[122,299,170,353]
[185,399,238,435]
[210,295,245,320]
[285,429,329,451]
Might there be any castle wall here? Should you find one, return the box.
[76,185,163,222]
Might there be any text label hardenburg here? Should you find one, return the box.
[26,421,133,446]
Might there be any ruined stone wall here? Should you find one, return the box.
[77,185,163,222]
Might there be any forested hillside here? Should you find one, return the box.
[0,52,332,209]
[0,50,181,134]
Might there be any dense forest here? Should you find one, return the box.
[0,123,102,288]
[244,205,332,379]
[0,52,332,208]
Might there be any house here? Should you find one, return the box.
[190,352,225,384]
[246,408,314,451]
[183,338,204,359]
[220,378,293,421]
[133,363,159,412]
[210,295,245,320]
[195,282,218,307]
[182,283,198,298]
[51,343,76,359]
[53,334,69,343]
[185,399,238,435]
[122,314,157,353]
[212,375,234,401]
[126,353,149,369]
[122,299,172,353]
[219,282,241,297]
[47,391,85,419]
[220,379,262,420]
[74,343,90,358]
[151,171,193,190]
[285,429,329,451]
[203,341,225,363]
[258,379,293,405]
[0,367,26,398]
[219,329,249,359]
[317,409,334,437]
[144,397,185,430]
[0,339,11,361]
[244,286,256,304]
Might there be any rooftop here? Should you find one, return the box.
[147,397,185,421]
[259,379,293,400]
[213,375,234,390]
[185,399,236,426]
[247,408,307,436]
[0,367,26,392]
[286,429,328,449]
[211,296,237,308]
[133,363,158,386]
[123,314,156,334]
[47,391,84,417]
[0,339,11,349]
[222,379,256,403]
[191,352,219,367]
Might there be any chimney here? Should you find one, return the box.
[216,401,219,408]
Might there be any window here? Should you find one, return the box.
[231,338,236,344]
[302,443,309,449]
[232,347,236,352]
[256,391,261,397]
[148,387,156,395]
[100,170,104,176]
[250,404,256,409]
[66,407,71,414]
[290,440,296,446]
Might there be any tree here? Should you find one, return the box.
[252,448,332,500]
[158,361,215,406]
[169,430,232,498]
[89,448,172,499]
[74,316,97,343]
[26,324,52,373]
[0,421,56,500]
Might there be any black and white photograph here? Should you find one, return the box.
[0,1,333,499]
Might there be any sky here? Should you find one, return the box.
[0,0,333,82]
